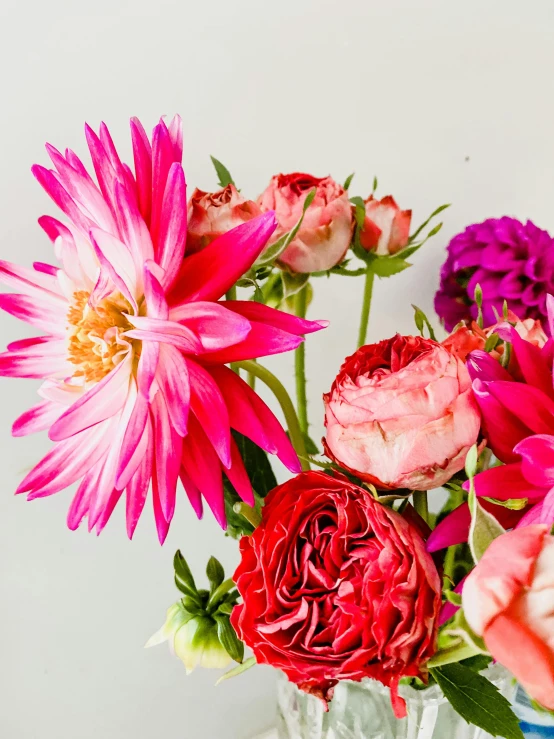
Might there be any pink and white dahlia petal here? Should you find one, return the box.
[1,115,327,538]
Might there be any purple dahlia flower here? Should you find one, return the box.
[435,216,554,332]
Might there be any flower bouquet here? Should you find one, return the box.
[3,114,554,739]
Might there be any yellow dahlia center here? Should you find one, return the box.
[67,290,135,383]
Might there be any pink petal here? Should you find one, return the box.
[114,180,154,267]
[208,365,300,473]
[180,467,203,519]
[150,119,177,251]
[224,300,328,335]
[151,391,182,523]
[158,344,190,436]
[125,421,153,539]
[130,117,153,226]
[166,114,183,162]
[0,338,70,379]
[0,293,65,335]
[18,421,113,498]
[514,434,554,487]
[169,302,252,351]
[67,459,104,530]
[467,350,512,382]
[90,227,138,307]
[187,358,231,468]
[472,379,532,463]
[511,329,554,398]
[45,142,117,233]
[0,259,65,303]
[156,162,187,290]
[463,461,548,501]
[136,339,160,399]
[144,262,169,319]
[169,212,277,304]
[488,381,554,435]
[115,392,150,490]
[48,353,132,441]
[12,399,63,437]
[427,502,471,552]
[84,124,119,214]
[32,164,93,236]
[181,415,226,528]
[202,320,304,364]
[124,317,203,354]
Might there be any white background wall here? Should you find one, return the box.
[1,1,553,737]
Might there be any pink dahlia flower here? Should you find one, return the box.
[0,116,325,541]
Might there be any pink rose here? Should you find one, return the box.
[463,525,554,710]
[358,195,411,255]
[187,184,262,254]
[323,335,481,490]
[257,173,353,273]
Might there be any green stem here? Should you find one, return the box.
[232,502,262,529]
[444,486,464,583]
[413,490,429,523]
[357,266,375,348]
[236,360,309,471]
[248,359,257,390]
[261,271,280,302]
[294,286,309,437]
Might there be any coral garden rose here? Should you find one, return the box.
[358,195,411,255]
[257,173,353,274]
[231,471,442,718]
[463,525,554,710]
[186,184,262,255]
[443,312,547,363]
[324,335,480,490]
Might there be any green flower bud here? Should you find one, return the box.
[146,601,232,674]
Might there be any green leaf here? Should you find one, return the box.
[256,189,316,266]
[174,550,198,599]
[232,431,277,498]
[214,614,244,663]
[431,663,524,739]
[224,431,277,539]
[210,156,235,188]
[412,305,437,340]
[206,557,225,592]
[215,656,256,685]
[343,172,355,190]
[371,256,411,277]
[460,654,493,673]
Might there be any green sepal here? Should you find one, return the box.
[343,172,355,190]
[412,305,437,340]
[256,189,316,266]
[210,156,235,188]
[213,614,244,663]
[206,556,225,592]
[174,550,199,600]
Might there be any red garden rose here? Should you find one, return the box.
[257,173,353,273]
[187,184,262,254]
[324,335,480,491]
[231,471,442,718]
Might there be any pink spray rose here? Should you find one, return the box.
[463,525,554,710]
[187,184,262,254]
[358,195,411,255]
[324,335,480,490]
[257,173,353,274]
